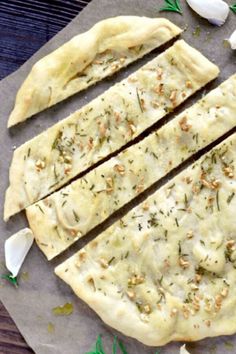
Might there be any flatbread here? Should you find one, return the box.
[7,16,182,127]
[27,75,236,260]
[4,40,219,221]
[55,133,236,347]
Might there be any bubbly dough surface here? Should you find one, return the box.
[5,40,219,221]
[26,75,236,260]
[8,16,182,127]
[56,134,236,346]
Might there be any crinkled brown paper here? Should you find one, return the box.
[0,0,235,353]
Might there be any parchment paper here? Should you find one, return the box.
[0,1,236,353]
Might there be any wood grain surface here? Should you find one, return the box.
[0,0,90,79]
[0,303,33,354]
[0,1,90,352]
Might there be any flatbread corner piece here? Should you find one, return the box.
[4,39,219,222]
[55,133,236,346]
[7,16,182,127]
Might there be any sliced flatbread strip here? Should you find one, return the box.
[56,133,236,347]
[8,16,182,127]
[4,40,219,221]
[27,75,236,260]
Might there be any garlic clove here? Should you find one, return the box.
[5,228,34,277]
[186,0,229,26]
[227,29,236,50]
[180,344,191,354]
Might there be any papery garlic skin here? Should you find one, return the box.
[180,344,191,354]
[5,228,34,277]
[227,29,236,49]
[186,0,229,26]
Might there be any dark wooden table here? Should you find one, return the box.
[0,1,90,352]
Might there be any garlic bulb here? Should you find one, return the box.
[186,0,229,26]
[5,228,34,277]
[227,29,236,49]
[180,345,191,354]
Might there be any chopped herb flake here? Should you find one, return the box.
[108,257,115,265]
[216,190,220,211]
[184,193,188,208]
[178,241,182,255]
[52,131,62,150]
[136,88,143,113]
[36,204,44,214]
[227,192,235,204]
[73,210,80,223]
[175,218,179,227]
[124,251,129,259]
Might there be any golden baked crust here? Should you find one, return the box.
[26,75,236,260]
[8,16,182,127]
[55,134,236,346]
[4,40,219,221]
